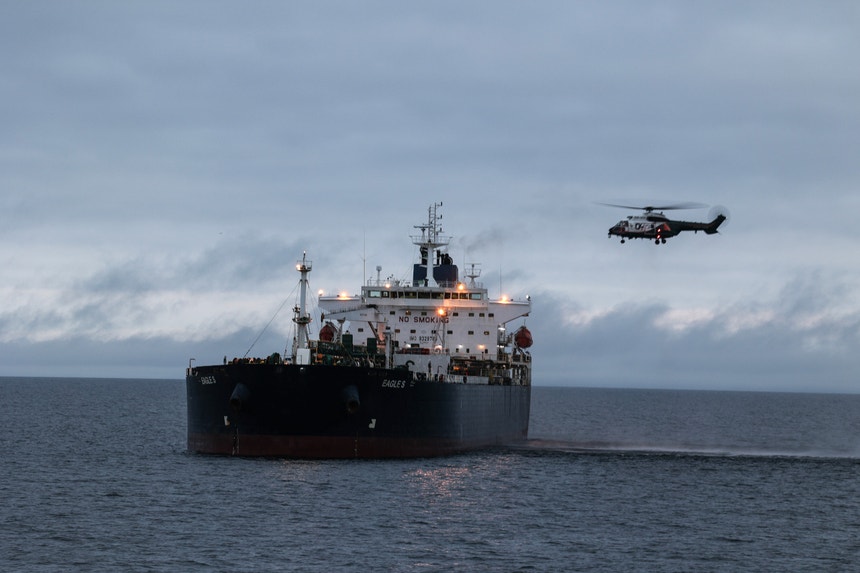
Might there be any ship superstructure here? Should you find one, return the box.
[316,202,531,387]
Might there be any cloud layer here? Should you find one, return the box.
[2,2,859,391]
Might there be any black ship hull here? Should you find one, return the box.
[187,363,531,458]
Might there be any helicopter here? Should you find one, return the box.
[600,202,728,245]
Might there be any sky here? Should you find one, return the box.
[2,1,859,392]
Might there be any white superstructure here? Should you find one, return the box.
[318,203,532,385]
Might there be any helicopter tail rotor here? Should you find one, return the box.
[707,205,731,232]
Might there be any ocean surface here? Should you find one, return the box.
[1,378,858,572]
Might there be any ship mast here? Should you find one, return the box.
[292,252,312,359]
[410,202,450,286]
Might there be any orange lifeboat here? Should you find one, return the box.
[319,322,337,342]
[514,326,533,349]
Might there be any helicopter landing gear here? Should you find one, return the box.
[620,239,625,244]
[654,238,666,245]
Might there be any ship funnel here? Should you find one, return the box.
[229,383,251,412]
[341,385,360,414]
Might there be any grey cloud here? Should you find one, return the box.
[531,281,860,392]
[2,1,859,389]
[75,234,308,295]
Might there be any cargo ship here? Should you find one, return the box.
[186,203,532,458]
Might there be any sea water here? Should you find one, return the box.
[1,378,858,572]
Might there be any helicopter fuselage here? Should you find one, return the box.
[609,212,725,244]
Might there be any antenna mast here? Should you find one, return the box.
[410,202,450,286]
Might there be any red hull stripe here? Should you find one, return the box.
[188,432,522,459]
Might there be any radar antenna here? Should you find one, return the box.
[465,263,482,287]
[410,201,450,251]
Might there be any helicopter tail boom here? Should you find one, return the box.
[704,214,727,234]
[670,214,726,235]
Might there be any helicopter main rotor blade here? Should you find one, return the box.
[597,201,707,212]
